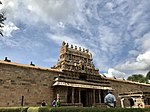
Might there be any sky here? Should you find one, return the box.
[0,0,150,79]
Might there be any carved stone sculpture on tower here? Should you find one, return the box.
[53,41,99,74]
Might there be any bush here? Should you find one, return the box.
[21,107,28,112]
[0,107,28,112]
[50,107,150,112]
[38,106,52,112]
[27,106,52,112]
[50,107,82,112]
[27,107,39,112]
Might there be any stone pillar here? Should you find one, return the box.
[93,89,95,106]
[72,88,75,104]
[79,89,81,103]
[121,98,124,108]
[99,90,101,103]
[90,91,92,106]
[57,93,60,99]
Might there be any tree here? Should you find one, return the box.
[146,71,150,80]
[0,1,6,36]
[127,74,148,83]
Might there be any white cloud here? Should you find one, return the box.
[136,51,150,64]
[0,0,77,36]
[0,0,19,37]
[115,50,150,73]
[135,32,150,51]
[128,50,139,57]
[47,34,77,45]
[2,22,19,37]
[57,22,65,28]
[105,2,114,11]
[104,68,126,78]
[128,1,150,38]
[1,0,76,25]
[116,32,150,75]
[28,0,76,22]
[0,36,19,48]
[98,26,122,54]
[46,33,86,49]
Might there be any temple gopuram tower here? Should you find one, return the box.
[52,41,112,107]
[53,41,99,75]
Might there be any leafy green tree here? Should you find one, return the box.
[146,71,150,80]
[127,74,148,83]
[0,1,6,36]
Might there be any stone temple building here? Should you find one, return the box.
[51,41,112,107]
[0,41,150,107]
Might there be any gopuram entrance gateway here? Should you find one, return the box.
[52,41,113,107]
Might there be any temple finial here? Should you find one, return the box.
[86,49,89,53]
[62,41,66,46]
[75,46,77,50]
[79,47,81,51]
[83,48,85,52]
[66,43,69,47]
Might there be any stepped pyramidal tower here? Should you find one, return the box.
[52,41,99,75]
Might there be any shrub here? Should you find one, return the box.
[27,107,39,112]
[0,107,28,112]
[50,107,150,112]
[21,107,29,112]
[27,106,52,112]
[38,106,51,112]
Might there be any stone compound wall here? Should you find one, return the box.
[1,60,150,107]
[107,78,150,107]
[0,61,60,107]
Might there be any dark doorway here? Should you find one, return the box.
[81,91,86,107]
[100,90,107,103]
[100,90,104,103]
[67,88,72,103]
[128,98,134,107]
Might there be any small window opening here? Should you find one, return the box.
[79,75,87,80]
